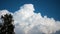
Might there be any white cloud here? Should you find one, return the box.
[0,4,60,34]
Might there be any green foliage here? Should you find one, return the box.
[0,14,15,34]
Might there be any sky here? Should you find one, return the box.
[0,0,60,21]
[0,0,60,34]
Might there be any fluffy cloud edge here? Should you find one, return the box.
[0,4,60,34]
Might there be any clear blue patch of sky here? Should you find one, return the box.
[0,0,60,21]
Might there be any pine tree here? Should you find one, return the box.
[0,14,15,34]
[0,23,2,34]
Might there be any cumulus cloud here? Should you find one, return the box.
[0,4,60,34]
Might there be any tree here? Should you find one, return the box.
[0,14,15,34]
[0,23,2,34]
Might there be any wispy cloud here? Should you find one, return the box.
[0,4,60,34]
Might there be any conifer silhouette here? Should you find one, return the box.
[0,14,15,34]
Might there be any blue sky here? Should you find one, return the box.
[0,0,60,21]
[0,0,60,34]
